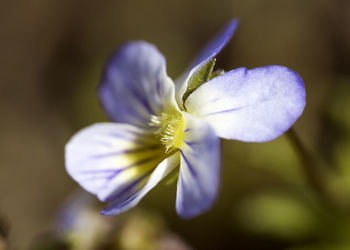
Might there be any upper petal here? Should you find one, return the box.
[65,123,170,211]
[99,41,176,128]
[176,113,221,218]
[188,19,239,71]
[175,19,238,107]
[185,66,306,142]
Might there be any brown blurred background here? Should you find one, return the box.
[0,0,350,249]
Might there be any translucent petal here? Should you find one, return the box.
[185,66,306,142]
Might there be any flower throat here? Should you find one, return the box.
[149,111,184,153]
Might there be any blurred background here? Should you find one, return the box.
[0,0,350,249]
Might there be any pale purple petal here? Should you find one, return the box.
[175,19,238,106]
[176,113,221,218]
[185,66,306,142]
[102,152,180,215]
[65,123,166,205]
[99,41,176,128]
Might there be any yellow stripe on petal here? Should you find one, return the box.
[65,123,167,199]
[98,152,168,202]
[111,145,165,170]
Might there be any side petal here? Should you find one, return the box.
[65,123,167,207]
[185,66,306,142]
[102,152,180,215]
[99,41,176,128]
[175,19,238,106]
[176,113,221,218]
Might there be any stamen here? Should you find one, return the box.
[149,111,184,153]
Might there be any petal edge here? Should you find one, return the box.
[185,65,306,142]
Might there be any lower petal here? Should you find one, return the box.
[176,113,221,218]
[102,152,180,215]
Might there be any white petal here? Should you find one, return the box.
[65,123,165,203]
[185,66,306,142]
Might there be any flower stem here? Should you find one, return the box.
[287,128,336,210]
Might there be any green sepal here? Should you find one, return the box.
[182,58,216,103]
[210,69,225,80]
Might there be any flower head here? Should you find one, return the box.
[65,19,306,218]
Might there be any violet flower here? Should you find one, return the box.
[65,20,306,218]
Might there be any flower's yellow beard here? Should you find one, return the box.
[150,110,184,153]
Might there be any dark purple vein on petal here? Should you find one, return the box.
[203,107,242,117]
[180,150,197,178]
[106,155,160,184]
[78,154,162,176]
[127,79,155,115]
[105,170,151,204]
[184,140,203,149]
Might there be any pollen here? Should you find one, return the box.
[149,110,185,153]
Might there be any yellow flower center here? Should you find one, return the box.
[149,110,184,153]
